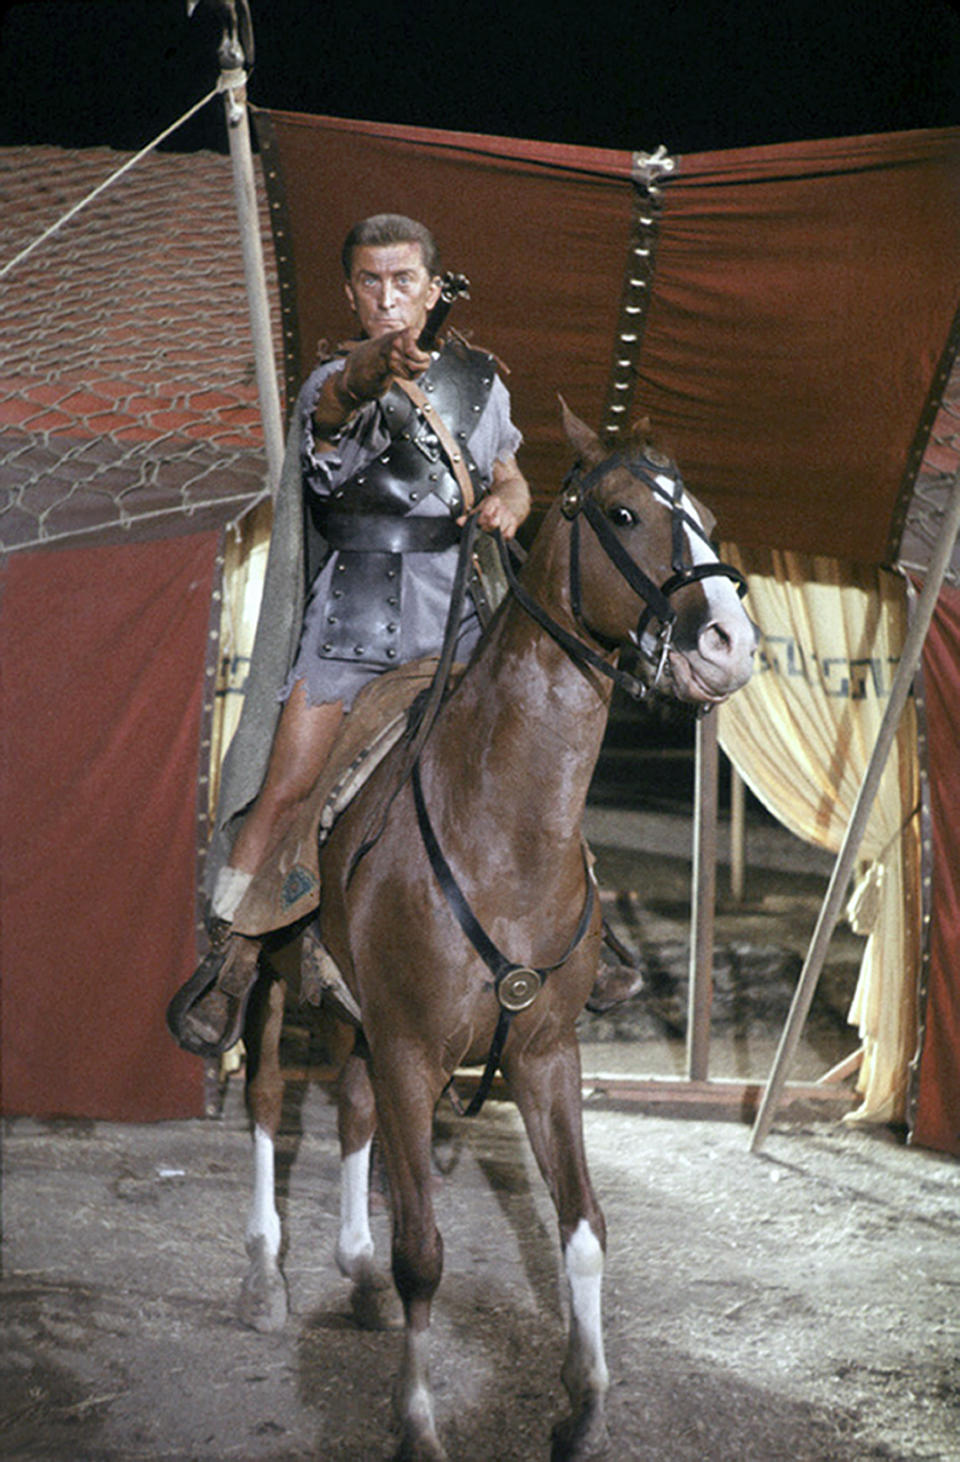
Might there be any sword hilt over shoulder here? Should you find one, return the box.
[418,271,471,352]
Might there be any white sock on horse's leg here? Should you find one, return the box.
[563,1218,609,1402]
[246,1124,281,1257]
[335,1138,375,1277]
[211,865,253,922]
[398,1328,437,1439]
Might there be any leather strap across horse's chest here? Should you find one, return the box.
[410,756,596,1117]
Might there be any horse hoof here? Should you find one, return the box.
[340,1253,402,1331]
[238,1236,288,1333]
[351,1271,403,1331]
[392,1432,449,1462]
[585,961,644,1014]
[551,1401,610,1461]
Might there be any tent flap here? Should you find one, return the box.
[0,532,218,1120]
[259,110,960,564]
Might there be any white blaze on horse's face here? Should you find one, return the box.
[642,475,757,706]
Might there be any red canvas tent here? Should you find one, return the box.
[256,110,960,563]
[0,145,273,1120]
[3,114,960,1148]
[254,110,960,1152]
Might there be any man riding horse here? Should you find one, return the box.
[167,213,627,1057]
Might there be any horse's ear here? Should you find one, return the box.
[559,396,605,468]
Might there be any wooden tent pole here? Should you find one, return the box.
[687,710,718,1081]
[730,763,746,903]
[750,461,960,1152]
[219,64,285,488]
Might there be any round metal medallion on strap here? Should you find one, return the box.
[496,967,543,1012]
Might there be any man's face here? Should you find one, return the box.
[345,242,442,340]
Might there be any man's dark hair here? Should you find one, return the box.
[341,214,441,279]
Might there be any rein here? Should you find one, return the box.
[411,757,596,1117]
[494,528,651,701]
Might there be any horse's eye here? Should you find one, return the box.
[608,504,639,528]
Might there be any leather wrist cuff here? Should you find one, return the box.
[333,368,365,411]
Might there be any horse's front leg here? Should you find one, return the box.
[370,1052,448,1462]
[504,1032,610,1461]
[239,973,289,1333]
[334,1040,400,1330]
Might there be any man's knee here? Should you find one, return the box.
[257,775,312,825]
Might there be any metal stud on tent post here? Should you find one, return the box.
[600,145,675,449]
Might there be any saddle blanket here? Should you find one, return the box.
[230,656,456,939]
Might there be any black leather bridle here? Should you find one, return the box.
[501,449,748,701]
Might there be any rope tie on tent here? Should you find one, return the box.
[0,84,222,280]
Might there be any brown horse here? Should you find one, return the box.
[237,405,756,1461]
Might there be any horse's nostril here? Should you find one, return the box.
[701,622,732,658]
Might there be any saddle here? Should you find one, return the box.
[229,655,460,941]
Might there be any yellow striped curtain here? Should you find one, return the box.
[717,546,921,1122]
[208,499,274,817]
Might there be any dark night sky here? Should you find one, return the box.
[1,0,960,158]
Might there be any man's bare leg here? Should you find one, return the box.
[227,683,344,879]
[167,685,344,1056]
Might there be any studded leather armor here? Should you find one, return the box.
[311,339,497,668]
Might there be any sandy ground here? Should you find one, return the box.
[2,814,959,1461]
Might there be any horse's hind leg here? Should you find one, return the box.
[505,1036,609,1461]
[334,1040,399,1330]
[239,974,289,1333]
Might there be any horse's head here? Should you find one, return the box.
[556,403,756,707]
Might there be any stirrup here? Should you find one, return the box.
[165,934,261,1059]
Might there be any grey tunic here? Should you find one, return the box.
[205,353,521,894]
